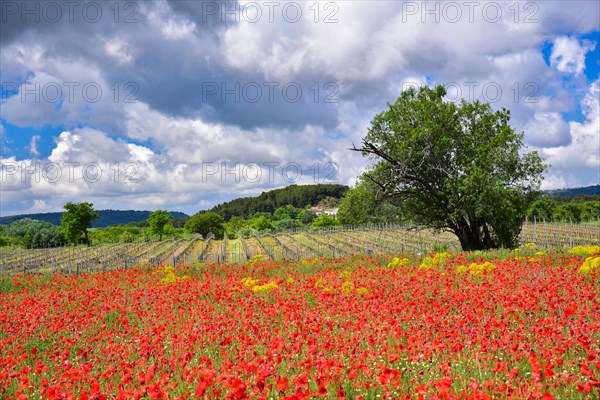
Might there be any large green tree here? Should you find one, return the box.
[147,210,173,240]
[60,202,100,245]
[352,85,546,250]
[184,212,225,238]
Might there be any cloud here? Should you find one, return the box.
[104,37,137,65]
[27,135,41,157]
[525,113,571,147]
[550,36,596,75]
[539,79,600,186]
[1,118,352,215]
[1,1,599,215]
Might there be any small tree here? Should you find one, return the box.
[273,205,300,221]
[311,213,339,229]
[60,202,100,245]
[185,212,225,238]
[352,85,546,250]
[224,216,249,239]
[250,215,276,232]
[298,209,316,225]
[147,210,173,240]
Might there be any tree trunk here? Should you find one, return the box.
[451,218,497,251]
[84,230,90,246]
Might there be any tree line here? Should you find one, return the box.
[0,199,344,247]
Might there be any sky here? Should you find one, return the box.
[1,0,599,216]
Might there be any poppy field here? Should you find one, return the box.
[1,246,599,399]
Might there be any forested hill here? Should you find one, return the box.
[546,185,600,198]
[209,184,349,220]
[0,210,188,227]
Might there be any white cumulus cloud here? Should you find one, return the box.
[550,36,596,75]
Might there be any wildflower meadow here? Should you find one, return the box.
[1,246,599,399]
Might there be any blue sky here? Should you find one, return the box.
[1,1,599,216]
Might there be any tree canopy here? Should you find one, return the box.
[147,210,173,240]
[184,212,225,238]
[352,85,546,250]
[60,202,100,245]
[2,218,64,247]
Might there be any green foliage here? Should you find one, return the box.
[273,205,301,221]
[297,209,316,225]
[527,199,599,223]
[224,216,250,239]
[527,199,556,221]
[275,218,302,230]
[0,236,11,247]
[185,212,225,238]
[311,213,340,229]
[60,202,100,245]
[3,218,65,248]
[337,177,403,225]
[353,84,546,250]
[147,210,173,240]
[580,202,600,221]
[250,215,276,232]
[553,203,582,223]
[337,180,375,225]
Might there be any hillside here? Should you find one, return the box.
[0,210,188,228]
[546,185,600,198]
[209,184,349,220]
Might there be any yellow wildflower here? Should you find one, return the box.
[456,261,496,276]
[251,281,278,292]
[579,256,600,275]
[341,281,355,295]
[419,252,449,269]
[241,277,260,287]
[387,257,409,268]
[568,245,600,257]
[314,279,327,288]
[339,269,352,279]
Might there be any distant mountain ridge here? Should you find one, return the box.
[545,185,599,198]
[0,210,188,227]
